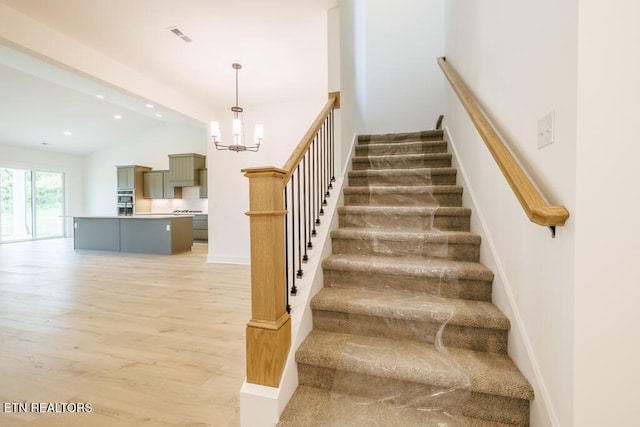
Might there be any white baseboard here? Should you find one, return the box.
[443,125,559,427]
[206,254,250,265]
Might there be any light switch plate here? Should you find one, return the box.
[166,224,171,231]
[537,111,555,148]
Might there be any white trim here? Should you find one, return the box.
[444,125,559,427]
[206,254,250,265]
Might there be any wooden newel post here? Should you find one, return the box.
[242,166,291,387]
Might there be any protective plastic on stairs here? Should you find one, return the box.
[280,132,531,426]
[307,136,479,425]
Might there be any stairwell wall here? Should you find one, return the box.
[443,1,578,426]
[338,0,446,137]
[574,2,640,425]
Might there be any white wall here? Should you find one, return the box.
[207,2,332,264]
[337,0,361,171]
[0,143,84,236]
[340,0,445,135]
[83,123,207,215]
[207,98,328,264]
[574,2,640,425]
[444,1,578,426]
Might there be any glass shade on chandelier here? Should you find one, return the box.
[211,63,263,152]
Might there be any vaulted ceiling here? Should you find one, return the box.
[0,0,337,155]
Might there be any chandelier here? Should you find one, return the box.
[210,63,263,152]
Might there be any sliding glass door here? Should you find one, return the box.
[0,168,65,242]
[34,171,65,239]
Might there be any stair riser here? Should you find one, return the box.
[355,141,447,156]
[338,211,471,232]
[352,156,451,170]
[297,365,530,426]
[323,269,492,302]
[312,310,508,353]
[331,237,480,262]
[348,173,456,186]
[344,191,462,207]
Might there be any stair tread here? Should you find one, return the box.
[355,141,448,156]
[353,152,451,161]
[349,166,456,176]
[323,253,494,281]
[278,385,521,427]
[358,130,444,143]
[338,205,471,216]
[297,330,534,401]
[356,139,447,148]
[312,287,510,330]
[331,227,481,243]
[344,184,463,194]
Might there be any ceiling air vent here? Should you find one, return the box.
[167,26,192,43]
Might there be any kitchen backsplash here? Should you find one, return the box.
[150,187,207,213]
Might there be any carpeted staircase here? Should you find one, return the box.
[278,130,534,426]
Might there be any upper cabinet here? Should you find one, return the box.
[117,165,151,191]
[168,153,206,186]
[143,170,164,199]
[199,169,207,199]
[143,170,183,199]
[163,171,183,199]
[121,155,206,201]
[117,167,134,190]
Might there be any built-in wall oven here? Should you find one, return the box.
[117,190,135,216]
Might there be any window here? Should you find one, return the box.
[0,168,65,242]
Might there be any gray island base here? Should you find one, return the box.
[73,216,193,255]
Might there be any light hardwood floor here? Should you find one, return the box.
[0,238,251,427]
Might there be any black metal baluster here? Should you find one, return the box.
[322,122,329,205]
[316,134,324,219]
[318,123,327,205]
[296,166,304,276]
[324,119,331,196]
[279,107,337,314]
[306,149,314,248]
[301,158,310,258]
[330,110,336,184]
[290,177,298,296]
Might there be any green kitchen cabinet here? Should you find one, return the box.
[117,165,151,191]
[143,170,164,199]
[163,171,182,199]
[199,169,207,199]
[168,153,206,186]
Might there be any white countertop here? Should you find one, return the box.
[135,212,208,216]
[74,215,193,220]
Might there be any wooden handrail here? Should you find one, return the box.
[282,92,340,183]
[438,57,569,229]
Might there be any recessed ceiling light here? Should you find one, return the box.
[96,94,104,99]
[113,114,122,120]
[145,103,154,109]
[155,113,163,118]
[63,131,72,136]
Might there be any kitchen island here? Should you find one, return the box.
[73,215,193,255]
